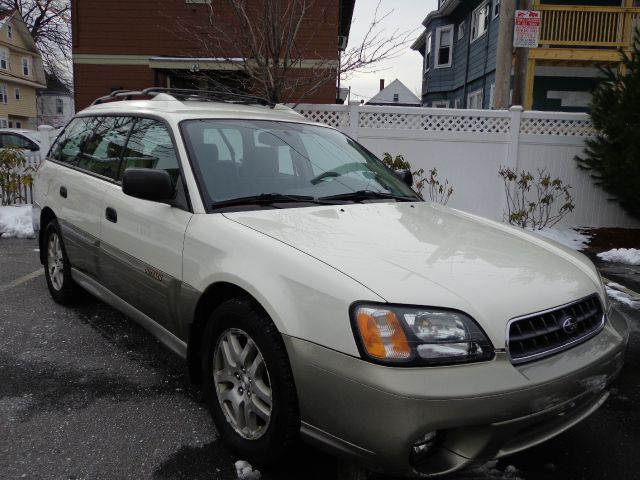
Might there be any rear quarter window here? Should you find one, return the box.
[49,117,98,165]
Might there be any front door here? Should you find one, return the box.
[99,118,192,335]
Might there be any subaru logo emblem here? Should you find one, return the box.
[562,316,578,334]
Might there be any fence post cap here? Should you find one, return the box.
[509,105,524,112]
[37,125,54,131]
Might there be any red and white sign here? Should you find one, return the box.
[514,10,541,48]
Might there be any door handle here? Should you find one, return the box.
[105,207,117,223]
[59,186,67,198]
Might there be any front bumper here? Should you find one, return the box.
[284,307,628,477]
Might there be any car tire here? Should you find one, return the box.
[43,220,78,304]
[203,297,300,465]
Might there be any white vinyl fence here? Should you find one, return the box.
[294,104,638,228]
[0,125,61,205]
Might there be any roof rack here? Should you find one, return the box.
[90,87,276,108]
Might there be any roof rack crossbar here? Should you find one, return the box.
[90,87,276,108]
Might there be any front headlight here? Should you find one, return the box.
[351,303,494,366]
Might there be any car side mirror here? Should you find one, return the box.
[122,168,175,202]
[394,169,413,188]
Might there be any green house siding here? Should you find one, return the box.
[420,0,500,108]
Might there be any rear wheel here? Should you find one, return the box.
[43,220,78,304]
[203,298,300,465]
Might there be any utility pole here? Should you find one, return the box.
[494,0,517,109]
[494,0,534,109]
[512,0,533,107]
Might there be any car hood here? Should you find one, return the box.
[223,202,603,346]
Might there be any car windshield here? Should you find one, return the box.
[181,119,419,209]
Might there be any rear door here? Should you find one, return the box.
[44,116,111,278]
[99,117,193,335]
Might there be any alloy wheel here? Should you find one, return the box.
[47,232,64,291]
[213,328,273,440]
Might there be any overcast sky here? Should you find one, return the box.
[346,0,438,102]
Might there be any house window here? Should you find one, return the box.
[21,57,30,76]
[56,98,64,114]
[15,121,21,128]
[467,88,483,109]
[14,88,19,100]
[458,20,465,40]
[493,0,501,19]
[432,100,450,108]
[393,93,399,103]
[424,33,432,73]
[0,83,8,104]
[0,119,7,128]
[471,2,490,41]
[435,25,453,68]
[489,83,495,109]
[454,98,462,109]
[7,24,12,39]
[0,48,8,70]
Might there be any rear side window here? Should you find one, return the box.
[50,117,98,165]
[77,116,134,179]
[119,119,179,182]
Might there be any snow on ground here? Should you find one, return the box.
[532,227,591,251]
[606,282,640,309]
[234,460,261,480]
[0,205,34,239]
[598,248,640,266]
[469,460,524,479]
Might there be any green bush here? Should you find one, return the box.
[499,167,575,230]
[575,28,640,219]
[0,146,34,206]
[381,152,454,205]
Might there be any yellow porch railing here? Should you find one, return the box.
[536,5,640,48]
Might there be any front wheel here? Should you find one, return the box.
[203,298,300,465]
[43,220,78,304]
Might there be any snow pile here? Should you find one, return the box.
[471,460,524,479]
[0,205,34,238]
[533,227,591,251]
[235,460,261,480]
[606,282,640,308]
[598,248,640,266]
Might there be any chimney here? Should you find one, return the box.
[379,79,385,91]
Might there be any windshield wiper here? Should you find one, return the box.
[318,190,417,203]
[211,193,329,209]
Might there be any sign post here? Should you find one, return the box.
[513,10,541,48]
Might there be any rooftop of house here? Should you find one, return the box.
[366,79,420,106]
[41,73,72,95]
[411,0,463,51]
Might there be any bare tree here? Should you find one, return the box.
[0,0,72,88]
[173,0,414,103]
[339,1,416,82]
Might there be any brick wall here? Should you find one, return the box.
[73,0,341,108]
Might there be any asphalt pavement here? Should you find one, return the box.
[1,237,639,480]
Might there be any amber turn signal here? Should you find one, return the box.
[356,308,412,361]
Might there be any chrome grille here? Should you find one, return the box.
[507,295,605,365]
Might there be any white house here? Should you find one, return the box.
[37,73,74,128]
[366,79,420,107]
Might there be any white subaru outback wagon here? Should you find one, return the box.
[33,88,628,477]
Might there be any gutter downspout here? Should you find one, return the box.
[462,9,472,108]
